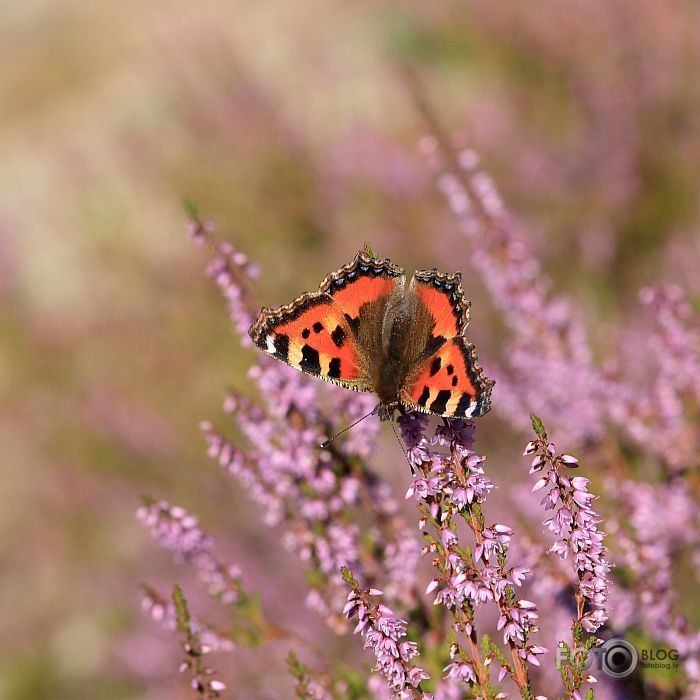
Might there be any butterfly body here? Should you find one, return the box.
[249,251,494,421]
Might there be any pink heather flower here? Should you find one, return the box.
[141,589,234,653]
[525,424,610,636]
[137,499,243,604]
[398,411,542,695]
[443,661,476,683]
[344,583,430,697]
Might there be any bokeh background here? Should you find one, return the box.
[2,1,699,698]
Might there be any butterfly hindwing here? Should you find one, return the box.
[400,337,494,418]
[410,268,471,339]
[249,291,371,391]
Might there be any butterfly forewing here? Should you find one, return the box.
[248,291,372,391]
[319,251,405,328]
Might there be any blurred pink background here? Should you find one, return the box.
[2,1,699,697]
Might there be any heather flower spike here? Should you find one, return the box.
[342,566,431,698]
[172,585,227,699]
[399,411,542,697]
[526,415,610,698]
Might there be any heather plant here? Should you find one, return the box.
[138,113,699,699]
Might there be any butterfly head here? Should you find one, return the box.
[377,401,400,422]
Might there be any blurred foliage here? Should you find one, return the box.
[1,0,699,698]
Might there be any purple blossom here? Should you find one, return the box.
[141,588,234,653]
[137,499,243,604]
[525,429,610,633]
[399,412,542,695]
[343,579,431,698]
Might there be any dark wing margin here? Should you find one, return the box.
[319,250,405,327]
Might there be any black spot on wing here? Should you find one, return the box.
[417,386,430,407]
[328,357,341,378]
[302,328,310,339]
[300,345,321,374]
[313,321,324,334]
[273,334,289,361]
[344,313,360,335]
[331,325,346,348]
[421,335,446,361]
[451,375,458,387]
[430,389,452,415]
[456,392,474,417]
[430,357,442,376]
[446,364,454,375]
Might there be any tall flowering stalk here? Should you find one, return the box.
[525,416,610,699]
[138,498,278,650]
[399,412,545,699]
[171,584,228,699]
[137,498,244,606]
[343,568,431,699]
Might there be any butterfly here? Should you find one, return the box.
[248,250,494,422]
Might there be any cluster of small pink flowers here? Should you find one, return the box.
[420,129,603,448]
[141,588,234,653]
[136,499,243,604]
[400,411,544,695]
[343,573,431,699]
[526,425,610,634]
[608,285,700,471]
[609,477,700,690]
[187,215,259,340]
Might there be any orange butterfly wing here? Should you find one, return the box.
[400,337,494,418]
[249,251,404,391]
[400,270,493,418]
[319,250,404,329]
[249,292,370,390]
[409,268,471,339]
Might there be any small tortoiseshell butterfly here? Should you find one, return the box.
[249,250,494,422]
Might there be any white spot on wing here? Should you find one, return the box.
[265,335,276,354]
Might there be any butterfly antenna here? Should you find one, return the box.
[321,407,378,448]
[390,418,415,476]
